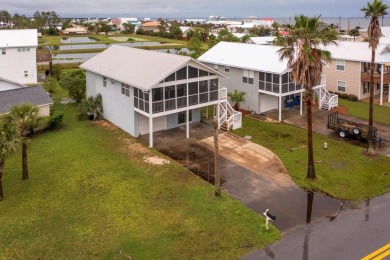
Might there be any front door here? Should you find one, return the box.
[178,110,192,124]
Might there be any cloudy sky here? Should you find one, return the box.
[1,0,383,18]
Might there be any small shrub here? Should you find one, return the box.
[127,37,135,42]
[339,93,348,99]
[47,113,64,130]
[328,90,334,94]
[347,94,358,102]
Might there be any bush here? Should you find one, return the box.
[340,93,348,99]
[347,94,358,102]
[328,90,334,94]
[47,113,64,130]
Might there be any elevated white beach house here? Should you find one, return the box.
[198,42,337,121]
[0,29,38,84]
[80,45,242,147]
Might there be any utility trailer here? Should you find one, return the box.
[327,112,380,142]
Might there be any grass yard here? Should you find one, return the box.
[233,116,390,201]
[0,104,280,259]
[339,99,390,125]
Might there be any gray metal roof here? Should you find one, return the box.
[0,86,53,114]
[80,45,227,91]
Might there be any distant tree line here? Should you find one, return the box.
[0,9,60,35]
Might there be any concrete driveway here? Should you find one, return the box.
[140,122,342,234]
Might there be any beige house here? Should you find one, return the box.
[0,77,53,116]
[323,41,390,105]
[140,22,160,32]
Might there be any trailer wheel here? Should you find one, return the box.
[339,130,347,138]
[352,128,360,135]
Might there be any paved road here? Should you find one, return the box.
[244,193,390,260]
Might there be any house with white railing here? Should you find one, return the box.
[198,42,338,121]
[80,45,242,148]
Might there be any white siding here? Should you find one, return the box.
[0,47,37,84]
[86,71,137,137]
[138,115,166,135]
[259,94,278,113]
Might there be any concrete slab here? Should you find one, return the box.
[140,122,342,234]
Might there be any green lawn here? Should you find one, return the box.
[233,117,390,201]
[339,99,390,125]
[0,104,280,259]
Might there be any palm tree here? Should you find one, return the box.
[348,28,361,41]
[7,103,41,180]
[228,90,246,111]
[361,0,389,155]
[277,15,338,179]
[0,121,21,200]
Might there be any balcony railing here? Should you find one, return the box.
[135,87,228,114]
[361,71,390,83]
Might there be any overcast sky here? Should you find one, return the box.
[1,0,385,18]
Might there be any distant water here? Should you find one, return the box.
[192,17,390,30]
[274,17,390,30]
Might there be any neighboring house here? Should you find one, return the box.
[141,22,160,32]
[322,41,390,105]
[179,26,192,37]
[0,78,53,116]
[0,29,38,84]
[63,27,87,34]
[246,36,276,45]
[338,34,364,42]
[198,42,336,121]
[80,45,242,148]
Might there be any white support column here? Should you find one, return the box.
[278,95,282,121]
[148,91,153,148]
[380,64,384,106]
[217,102,220,128]
[206,106,209,119]
[186,109,189,139]
[279,74,282,121]
[318,87,322,109]
[300,91,303,115]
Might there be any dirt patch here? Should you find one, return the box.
[144,156,170,165]
[120,137,151,156]
[91,120,118,131]
[335,106,349,115]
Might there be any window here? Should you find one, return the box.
[22,48,26,52]
[176,67,187,80]
[177,84,187,97]
[363,82,370,94]
[243,69,254,84]
[24,70,28,77]
[121,83,130,96]
[337,81,346,92]
[27,48,30,52]
[103,76,107,87]
[152,87,163,101]
[165,85,175,99]
[243,69,248,83]
[199,69,208,77]
[164,73,175,82]
[224,66,230,72]
[336,60,345,71]
[189,66,198,78]
[1,49,5,55]
[18,48,21,52]
[111,79,115,85]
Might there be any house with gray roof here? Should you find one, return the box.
[0,78,53,116]
[80,45,242,148]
